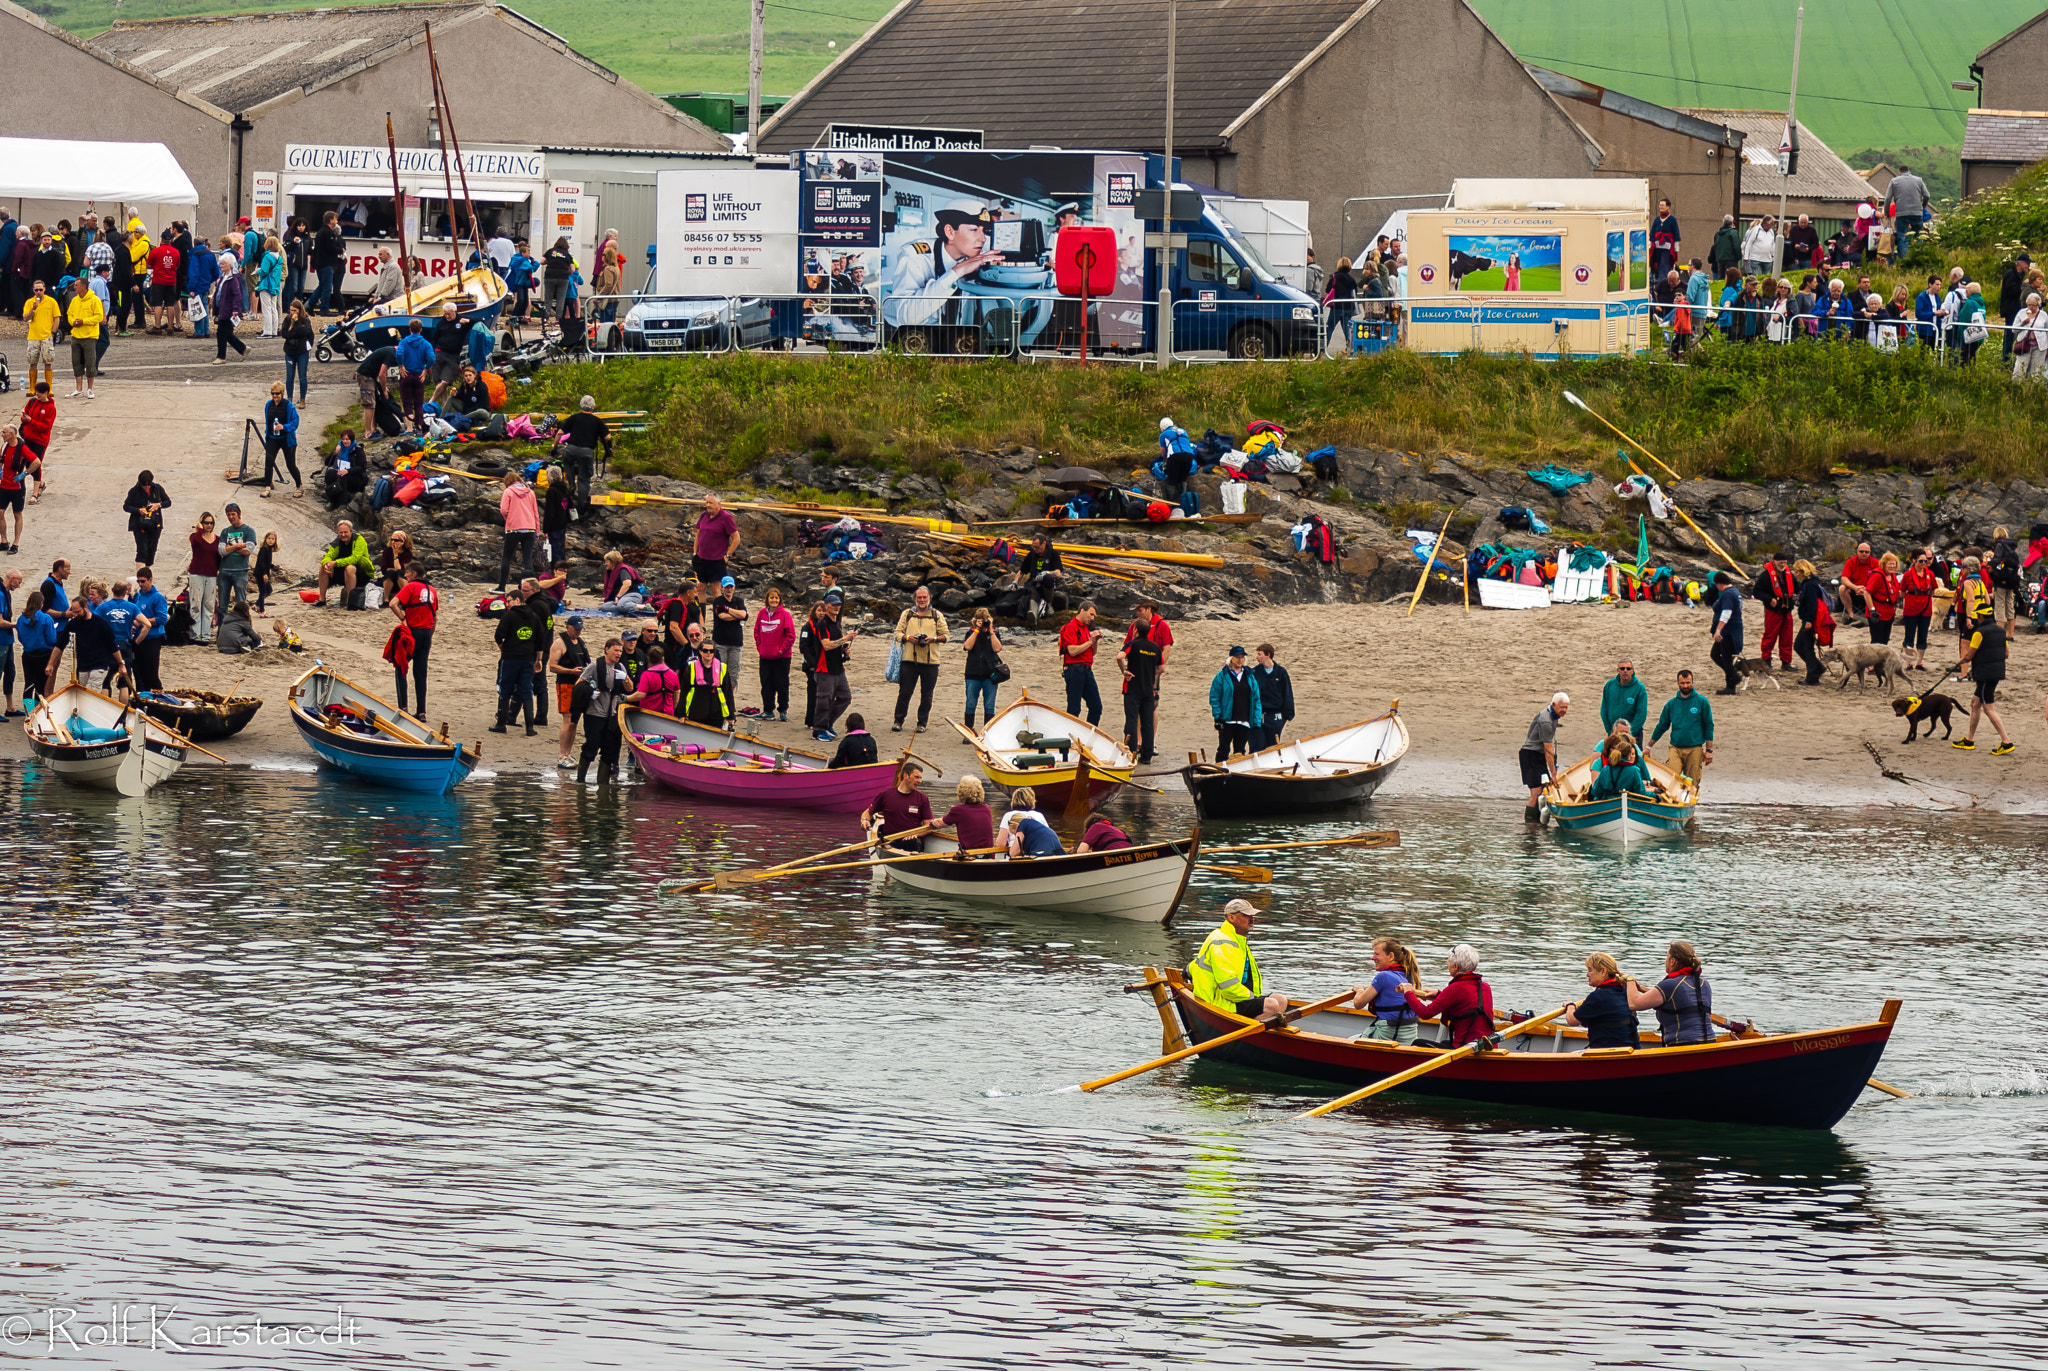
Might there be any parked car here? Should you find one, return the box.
[618,296,774,352]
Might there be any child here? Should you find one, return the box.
[1349,937,1424,1043]
[1669,292,1693,360]
[272,618,306,653]
[253,530,280,615]
[828,712,877,769]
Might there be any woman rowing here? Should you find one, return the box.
[1622,940,1715,1045]
[1396,943,1494,1047]
[1563,952,1641,1048]
[1349,936,1423,1043]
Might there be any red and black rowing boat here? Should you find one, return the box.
[1134,968,1899,1131]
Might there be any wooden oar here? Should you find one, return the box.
[1195,863,1273,882]
[710,844,1007,886]
[670,824,936,892]
[1296,1006,1569,1119]
[1203,830,1400,855]
[1079,990,1354,1093]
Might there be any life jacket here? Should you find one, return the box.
[1761,560,1797,611]
[1304,514,1336,565]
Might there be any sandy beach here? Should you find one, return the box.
[1,363,2038,815]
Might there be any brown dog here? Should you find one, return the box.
[1892,692,1958,742]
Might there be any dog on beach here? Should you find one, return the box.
[1733,658,1783,691]
[1892,693,1959,742]
[1819,643,1907,694]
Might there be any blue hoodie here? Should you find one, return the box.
[15,610,58,654]
[133,585,169,641]
[188,245,219,298]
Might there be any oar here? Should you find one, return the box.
[708,844,1008,886]
[1195,863,1273,882]
[1296,1006,1569,1119]
[1064,745,1095,821]
[1405,510,1454,617]
[1079,990,1354,1093]
[1561,390,1747,578]
[1202,830,1400,855]
[670,824,936,893]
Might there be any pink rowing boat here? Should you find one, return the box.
[623,727,904,812]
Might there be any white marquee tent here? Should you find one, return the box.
[2,136,199,235]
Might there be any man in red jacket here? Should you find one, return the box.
[1752,555,1799,668]
[17,382,56,465]
[1399,943,1496,1047]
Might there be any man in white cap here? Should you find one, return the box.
[1189,898,1288,1019]
[890,199,1004,326]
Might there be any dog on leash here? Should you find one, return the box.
[1733,658,1783,691]
[1892,693,1959,742]
[1819,643,1907,694]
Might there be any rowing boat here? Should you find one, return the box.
[1182,704,1408,819]
[25,682,189,796]
[287,666,478,794]
[952,688,1134,807]
[352,266,508,351]
[625,733,903,812]
[619,705,788,756]
[1145,969,1899,1130]
[136,688,263,742]
[1542,752,1698,843]
[874,830,1200,924]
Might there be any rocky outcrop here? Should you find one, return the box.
[363,440,2043,623]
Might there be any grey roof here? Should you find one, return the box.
[759,0,1375,153]
[1529,67,1741,148]
[1679,108,1874,205]
[1962,108,2048,164]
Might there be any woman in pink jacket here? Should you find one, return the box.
[496,474,539,592]
[752,585,796,721]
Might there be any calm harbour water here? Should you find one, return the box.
[1,762,2043,1369]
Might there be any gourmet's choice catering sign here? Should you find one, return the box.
[655,169,799,294]
[282,144,546,181]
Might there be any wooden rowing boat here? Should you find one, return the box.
[136,688,263,742]
[1182,704,1408,819]
[1147,969,1900,1130]
[624,732,903,812]
[874,830,1200,923]
[952,687,1134,807]
[25,682,189,796]
[287,666,478,794]
[1542,752,1698,843]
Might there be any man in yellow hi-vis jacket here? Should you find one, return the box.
[1189,899,1288,1018]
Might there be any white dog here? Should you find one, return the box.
[1819,643,1907,694]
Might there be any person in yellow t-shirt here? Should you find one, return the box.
[64,277,105,398]
[19,280,61,392]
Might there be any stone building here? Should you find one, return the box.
[0,0,725,230]
[757,0,1741,261]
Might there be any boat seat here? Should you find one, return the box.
[1012,752,1059,769]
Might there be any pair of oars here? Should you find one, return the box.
[671,822,944,892]
[1078,996,1569,1117]
[1192,830,1400,884]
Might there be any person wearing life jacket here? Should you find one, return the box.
[1189,899,1289,1019]
[1751,554,1799,669]
[1564,952,1641,1050]
[1621,940,1716,1046]
[1953,611,2015,754]
[678,642,725,727]
[1398,944,1496,1048]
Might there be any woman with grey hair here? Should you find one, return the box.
[2011,292,2047,381]
[1395,943,1495,1047]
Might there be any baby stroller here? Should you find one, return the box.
[313,308,369,364]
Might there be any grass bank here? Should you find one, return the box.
[512,342,2048,490]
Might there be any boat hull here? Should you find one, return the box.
[26,686,188,796]
[1182,708,1408,819]
[287,667,477,794]
[626,734,902,812]
[1170,987,1893,1130]
[957,689,1135,805]
[1543,752,1697,842]
[879,835,1198,923]
[138,690,262,741]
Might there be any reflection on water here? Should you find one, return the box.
[0,766,2041,1368]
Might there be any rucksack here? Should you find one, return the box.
[1990,539,2022,589]
[987,538,1017,566]
[1179,490,1199,518]
[1304,514,1336,565]
[1306,446,1341,482]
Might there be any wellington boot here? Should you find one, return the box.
[523,699,537,736]
[1524,804,1540,823]
[575,764,589,784]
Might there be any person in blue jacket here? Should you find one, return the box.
[0,569,19,716]
[1208,644,1263,759]
[131,566,169,692]
[505,241,539,323]
[397,320,435,430]
[262,380,302,497]
[15,590,59,705]
[186,242,218,337]
[1815,279,1856,340]
[1913,275,1941,347]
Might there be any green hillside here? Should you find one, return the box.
[1470,0,2033,151]
[33,0,898,97]
[33,0,2033,151]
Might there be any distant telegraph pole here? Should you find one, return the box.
[748,0,765,148]
[1772,2,1803,277]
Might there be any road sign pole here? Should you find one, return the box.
[1158,0,1176,370]
[1772,3,1803,278]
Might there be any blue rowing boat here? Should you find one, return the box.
[1541,753,1697,845]
[287,666,479,794]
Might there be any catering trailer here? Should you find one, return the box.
[1402,178,1652,357]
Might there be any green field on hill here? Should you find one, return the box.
[1470,0,2031,152]
[34,0,2028,153]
